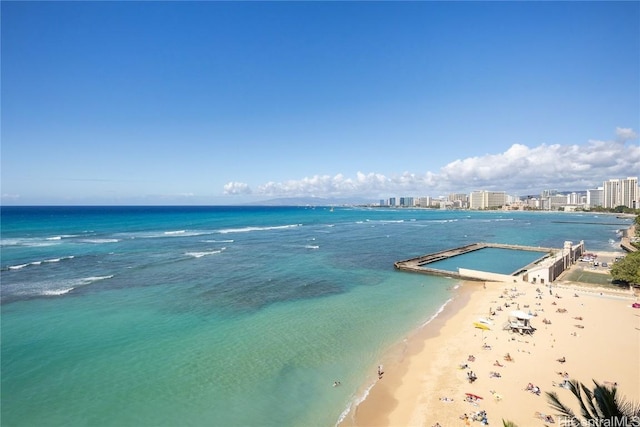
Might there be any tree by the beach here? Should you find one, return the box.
[610,252,640,286]
[545,380,640,426]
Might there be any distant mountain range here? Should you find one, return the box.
[246,196,374,206]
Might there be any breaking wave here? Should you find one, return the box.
[217,224,302,234]
[185,248,226,258]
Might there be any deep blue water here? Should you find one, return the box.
[0,206,630,426]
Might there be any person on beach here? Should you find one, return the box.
[377,365,384,379]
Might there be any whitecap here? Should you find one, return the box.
[217,224,302,234]
[185,249,225,258]
[46,234,77,240]
[0,237,59,247]
[118,230,214,240]
[41,288,73,296]
[6,275,113,299]
[80,275,114,283]
[4,256,74,271]
[44,255,75,263]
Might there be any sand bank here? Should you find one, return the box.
[341,253,639,427]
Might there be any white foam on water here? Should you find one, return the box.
[1,237,59,247]
[185,248,225,258]
[80,239,120,244]
[45,256,75,263]
[335,380,377,427]
[41,288,73,296]
[5,275,114,299]
[335,294,456,427]
[4,256,75,271]
[217,224,302,234]
[118,230,215,240]
[420,296,454,327]
[80,275,114,283]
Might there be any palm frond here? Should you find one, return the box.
[546,390,578,420]
[593,381,623,418]
[578,381,598,418]
[547,379,640,426]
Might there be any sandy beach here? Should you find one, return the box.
[341,249,640,427]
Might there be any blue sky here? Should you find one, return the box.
[2,1,639,205]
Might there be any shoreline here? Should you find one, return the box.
[337,282,477,426]
[336,281,472,427]
[340,245,639,427]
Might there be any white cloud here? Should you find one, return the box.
[223,182,253,195]
[615,127,638,142]
[224,128,640,199]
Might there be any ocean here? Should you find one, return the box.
[0,206,630,427]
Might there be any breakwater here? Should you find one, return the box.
[395,241,582,284]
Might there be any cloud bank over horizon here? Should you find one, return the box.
[224,128,640,199]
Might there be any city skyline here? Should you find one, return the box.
[378,175,638,208]
[2,2,639,205]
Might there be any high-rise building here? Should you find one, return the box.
[447,193,468,209]
[621,177,638,209]
[587,187,604,208]
[568,192,580,205]
[603,177,638,208]
[399,197,414,207]
[417,196,432,207]
[469,191,506,209]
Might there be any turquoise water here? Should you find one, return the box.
[427,247,547,275]
[0,207,630,426]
